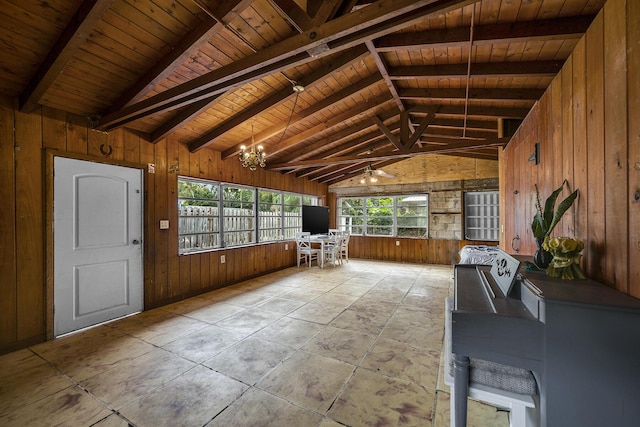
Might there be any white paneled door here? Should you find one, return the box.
[54,157,143,336]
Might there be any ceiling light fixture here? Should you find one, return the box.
[359,165,379,184]
[239,124,266,171]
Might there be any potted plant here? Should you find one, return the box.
[531,180,579,269]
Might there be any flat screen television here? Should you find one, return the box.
[302,205,329,235]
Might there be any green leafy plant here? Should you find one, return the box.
[531,180,579,238]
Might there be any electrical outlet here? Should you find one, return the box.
[220,255,225,264]
[285,243,289,250]
[396,240,400,246]
[159,220,169,229]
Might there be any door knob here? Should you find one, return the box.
[132,239,140,245]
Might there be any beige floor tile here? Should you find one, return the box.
[162,324,248,363]
[1,385,112,427]
[389,304,445,330]
[255,296,306,314]
[253,316,324,348]
[302,326,377,365]
[361,288,407,304]
[330,307,390,335]
[0,261,516,426]
[80,348,195,410]
[361,337,442,389]
[319,418,345,427]
[303,280,340,292]
[203,336,294,384]
[280,287,325,302]
[92,413,132,426]
[329,283,373,297]
[221,291,275,308]
[30,325,125,364]
[181,301,246,323]
[328,367,435,426]
[214,308,283,334]
[288,301,347,324]
[206,387,323,427]
[161,295,216,315]
[379,318,444,350]
[256,351,355,413]
[250,283,300,297]
[119,365,247,427]
[52,335,156,382]
[312,291,359,307]
[0,351,76,415]
[348,297,399,317]
[110,310,210,347]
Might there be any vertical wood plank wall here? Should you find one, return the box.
[1,101,493,353]
[500,0,639,298]
[0,103,326,352]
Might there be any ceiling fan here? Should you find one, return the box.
[360,164,396,184]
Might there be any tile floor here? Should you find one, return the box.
[0,260,510,427]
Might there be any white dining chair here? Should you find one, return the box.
[339,232,350,263]
[323,234,343,267]
[295,232,320,268]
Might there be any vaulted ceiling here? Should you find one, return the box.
[0,0,605,184]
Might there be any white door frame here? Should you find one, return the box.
[44,151,146,339]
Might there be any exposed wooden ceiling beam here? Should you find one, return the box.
[189,46,372,152]
[311,0,343,25]
[268,137,509,169]
[273,123,396,166]
[110,0,255,111]
[389,61,564,79]
[18,0,115,113]
[222,90,394,159]
[399,87,545,101]
[407,112,436,149]
[409,104,531,119]
[269,0,314,31]
[374,15,595,51]
[94,0,477,131]
[365,40,403,112]
[371,115,405,152]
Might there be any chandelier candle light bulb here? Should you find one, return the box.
[239,125,266,171]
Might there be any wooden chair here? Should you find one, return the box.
[338,232,350,263]
[323,234,343,267]
[295,232,320,268]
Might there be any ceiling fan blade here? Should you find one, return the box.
[375,169,396,178]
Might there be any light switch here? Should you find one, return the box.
[159,220,169,229]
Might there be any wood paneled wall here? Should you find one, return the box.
[500,0,639,297]
[346,236,492,265]
[0,100,326,353]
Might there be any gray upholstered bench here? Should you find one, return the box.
[444,297,539,427]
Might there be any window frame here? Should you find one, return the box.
[463,190,500,241]
[336,194,429,238]
[177,176,319,254]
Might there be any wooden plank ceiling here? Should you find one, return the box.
[0,0,605,184]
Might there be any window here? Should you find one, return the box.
[464,191,499,241]
[178,177,318,254]
[222,185,256,246]
[178,179,220,253]
[396,195,429,237]
[337,195,428,238]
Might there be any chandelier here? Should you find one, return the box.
[239,125,266,171]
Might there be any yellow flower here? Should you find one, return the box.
[548,237,561,250]
[560,238,578,253]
